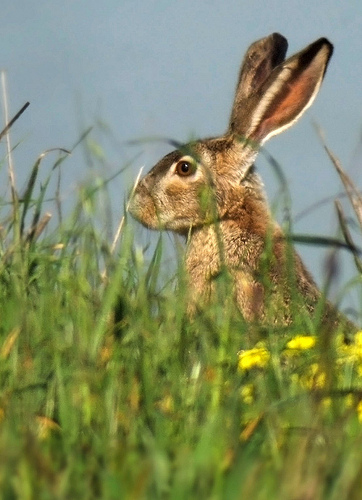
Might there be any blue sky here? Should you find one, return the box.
[1,0,362,299]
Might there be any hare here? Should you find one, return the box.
[129,33,353,330]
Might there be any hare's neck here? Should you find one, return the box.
[186,186,274,271]
[185,217,273,285]
[185,216,320,309]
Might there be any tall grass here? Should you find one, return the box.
[0,124,361,499]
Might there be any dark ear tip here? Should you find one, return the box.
[304,37,334,65]
[316,37,334,56]
[268,33,289,62]
[270,32,288,48]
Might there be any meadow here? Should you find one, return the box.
[0,120,362,499]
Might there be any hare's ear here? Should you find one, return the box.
[231,38,333,143]
[229,33,288,134]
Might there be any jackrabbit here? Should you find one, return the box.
[129,33,353,331]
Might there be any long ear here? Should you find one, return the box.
[228,33,288,134]
[231,38,333,143]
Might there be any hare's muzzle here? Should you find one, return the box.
[127,166,145,217]
[127,176,161,230]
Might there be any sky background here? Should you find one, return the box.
[1,0,362,310]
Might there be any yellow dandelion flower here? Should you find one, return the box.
[338,331,362,369]
[322,397,332,410]
[355,331,362,347]
[357,400,362,423]
[238,344,270,372]
[338,344,358,364]
[344,393,355,409]
[355,339,362,361]
[240,384,254,405]
[299,363,326,390]
[286,335,317,350]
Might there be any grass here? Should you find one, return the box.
[0,129,362,499]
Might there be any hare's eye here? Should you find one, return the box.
[175,160,196,177]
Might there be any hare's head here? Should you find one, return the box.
[129,34,333,236]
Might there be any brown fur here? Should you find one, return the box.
[129,33,355,333]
